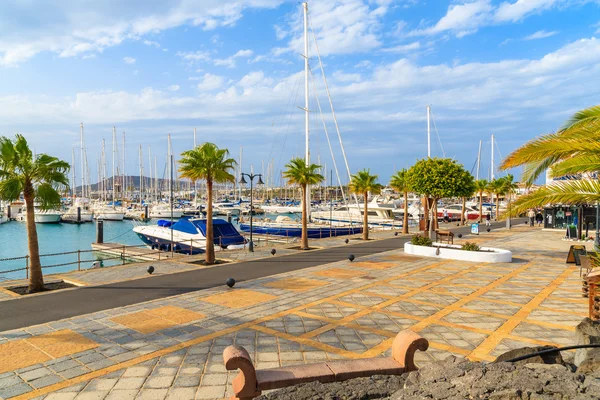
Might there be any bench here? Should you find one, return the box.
[223,330,428,400]
[435,230,454,244]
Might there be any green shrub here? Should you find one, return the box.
[411,234,432,247]
[461,242,480,252]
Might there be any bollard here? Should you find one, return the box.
[227,212,232,223]
[96,220,104,243]
[7,205,11,219]
[77,207,81,223]
[25,255,29,279]
[77,250,81,271]
[144,204,149,220]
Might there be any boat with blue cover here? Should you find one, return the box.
[133,216,246,255]
[238,216,362,238]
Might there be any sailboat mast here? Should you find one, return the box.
[122,132,126,201]
[239,145,243,200]
[491,134,495,180]
[80,123,85,198]
[148,146,152,202]
[139,144,143,206]
[193,128,198,204]
[112,127,116,206]
[426,105,431,157]
[476,140,482,181]
[303,2,311,211]
[71,149,76,200]
[102,139,106,202]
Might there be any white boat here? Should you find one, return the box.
[94,207,125,221]
[61,198,94,223]
[16,207,62,224]
[133,217,246,254]
[260,204,303,214]
[149,204,184,219]
[311,197,404,229]
[437,204,480,222]
[0,214,7,225]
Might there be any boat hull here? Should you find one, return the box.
[239,223,362,238]
[134,231,205,255]
[94,212,125,221]
[34,213,62,224]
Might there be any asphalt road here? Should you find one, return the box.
[0,219,522,331]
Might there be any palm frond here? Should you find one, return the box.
[504,179,600,217]
[179,142,237,184]
[0,176,23,202]
[549,156,600,178]
[349,169,382,195]
[389,169,408,192]
[561,104,600,131]
[35,183,62,210]
[283,158,324,186]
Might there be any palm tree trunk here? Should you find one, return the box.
[496,194,500,220]
[461,197,466,225]
[301,184,308,249]
[24,184,44,292]
[363,191,369,240]
[402,190,409,234]
[205,180,215,264]
[479,193,483,223]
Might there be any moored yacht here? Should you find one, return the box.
[133,216,246,254]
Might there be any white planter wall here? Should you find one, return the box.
[404,242,512,263]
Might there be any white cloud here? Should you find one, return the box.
[0,0,282,66]
[143,40,160,48]
[82,54,96,59]
[168,84,180,91]
[238,71,274,89]
[196,73,225,91]
[278,0,390,57]
[213,49,253,68]
[524,30,559,40]
[412,0,493,37]
[332,71,361,82]
[382,41,421,53]
[123,56,136,64]
[495,0,558,22]
[355,60,373,68]
[176,50,211,62]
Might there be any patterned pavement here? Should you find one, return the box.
[0,225,588,399]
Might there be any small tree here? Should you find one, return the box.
[349,170,383,240]
[406,158,474,238]
[487,179,504,220]
[389,169,410,234]
[455,171,476,226]
[0,135,70,292]
[283,158,324,250]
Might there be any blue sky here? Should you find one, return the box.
[1,0,599,185]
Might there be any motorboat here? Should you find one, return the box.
[311,197,404,229]
[16,207,62,224]
[133,216,246,255]
[437,204,480,221]
[61,198,94,223]
[149,204,184,219]
[93,206,126,221]
[239,215,362,238]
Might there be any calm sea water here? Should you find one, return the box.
[0,213,299,281]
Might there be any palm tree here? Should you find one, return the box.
[501,105,600,215]
[389,169,410,234]
[349,170,383,241]
[283,158,324,250]
[179,143,236,264]
[0,135,69,292]
[474,179,488,223]
[487,179,504,220]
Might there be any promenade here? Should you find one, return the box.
[0,222,585,400]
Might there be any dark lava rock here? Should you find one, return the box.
[575,318,600,367]
[494,345,564,365]
[260,356,600,400]
[256,375,405,400]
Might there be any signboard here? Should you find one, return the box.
[566,212,572,217]
[566,225,577,239]
[471,223,479,235]
[566,245,587,264]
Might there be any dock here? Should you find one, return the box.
[91,243,174,261]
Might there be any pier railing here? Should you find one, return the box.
[0,244,171,282]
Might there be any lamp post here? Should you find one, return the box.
[239,172,264,252]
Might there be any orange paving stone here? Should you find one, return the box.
[264,278,330,292]
[352,261,397,270]
[25,329,99,358]
[0,340,51,374]
[111,306,205,334]
[313,268,367,279]
[200,289,277,308]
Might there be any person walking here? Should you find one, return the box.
[535,211,543,227]
[528,209,535,226]
[486,212,491,227]
[443,209,449,223]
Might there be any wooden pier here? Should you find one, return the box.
[91,243,173,262]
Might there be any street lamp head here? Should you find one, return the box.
[257,175,265,185]
[239,175,247,185]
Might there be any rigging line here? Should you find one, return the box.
[309,67,347,206]
[494,138,506,177]
[429,109,446,158]
[309,16,354,192]
[266,68,302,165]
[275,73,303,178]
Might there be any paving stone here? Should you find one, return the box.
[104,389,138,400]
[165,387,196,400]
[113,377,146,390]
[196,385,225,399]
[73,390,110,399]
[0,382,32,398]
[144,375,175,389]
[201,373,228,386]
[136,388,168,400]
[60,366,90,379]
[29,374,63,389]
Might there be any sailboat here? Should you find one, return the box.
[238,2,362,239]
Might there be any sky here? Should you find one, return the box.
[1,0,599,186]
